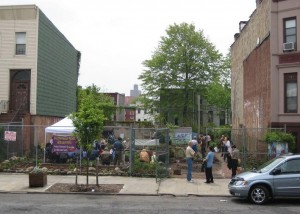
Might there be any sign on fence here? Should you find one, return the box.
[172,127,192,144]
[4,131,16,141]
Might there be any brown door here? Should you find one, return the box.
[10,70,31,112]
[13,81,30,111]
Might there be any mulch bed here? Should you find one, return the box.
[46,183,124,193]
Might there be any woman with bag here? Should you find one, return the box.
[230,145,240,178]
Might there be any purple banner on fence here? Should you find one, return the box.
[52,135,77,153]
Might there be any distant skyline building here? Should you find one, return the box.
[130,84,141,97]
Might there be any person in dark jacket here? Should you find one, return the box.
[230,145,240,178]
[113,137,124,166]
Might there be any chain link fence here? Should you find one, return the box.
[207,127,286,170]
[0,123,169,181]
[130,128,169,182]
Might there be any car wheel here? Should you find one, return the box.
[249,185,269,205]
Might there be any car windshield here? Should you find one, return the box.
[256,157,285,173]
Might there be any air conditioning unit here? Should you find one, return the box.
[283,42,295,51]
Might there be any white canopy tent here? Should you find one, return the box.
[45,117,75,134]
[44,117,76,163]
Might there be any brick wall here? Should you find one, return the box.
[243,38,271,130]
[231,0,270,128]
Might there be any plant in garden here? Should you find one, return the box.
[29,166,47,174]
[263,131,296,152]
[70,84,114,186]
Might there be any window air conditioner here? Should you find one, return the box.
[283,42,295,51]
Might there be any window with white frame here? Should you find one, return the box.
[284,17,296,49]
[284,73,297,113]
[15,32,26,55]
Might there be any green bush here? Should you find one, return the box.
[263,131,296,153]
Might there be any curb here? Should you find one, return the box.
[0,191,232,197]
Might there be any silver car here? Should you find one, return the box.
[228,154,300,204]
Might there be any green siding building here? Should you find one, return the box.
[37,10,80,116]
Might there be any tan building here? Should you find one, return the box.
[231,0,300,152]
[0,5,80,155]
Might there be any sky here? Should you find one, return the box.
[1,0,256,96]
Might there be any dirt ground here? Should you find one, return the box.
[46,183,124,193]
[169,152,231,180]
[45,153,232,193]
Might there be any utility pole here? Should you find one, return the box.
[197,95,200,135]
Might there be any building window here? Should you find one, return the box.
[208,111,213,123]
[15,32,26,55]
[219,111,225,126]
[174,117,179,126]
[200,111,203,126]
[137,109,141,114]
[284,17,296,46]
[284,73,297,113]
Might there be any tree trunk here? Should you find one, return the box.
[96,157,99,186]
[182,88,189,126]
[86,157,89,187]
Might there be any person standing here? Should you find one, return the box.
[206,134,211,147]
[113,137,124,166]
[204,146,214,184]
[186,140,195,183]
[219,135,225,157]
[199,135,206,159]
[223,136,232,162]
[191,136,198,152]
[230,145,240,178]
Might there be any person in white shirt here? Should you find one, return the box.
[223,136,231,162]
[186,140,195,182]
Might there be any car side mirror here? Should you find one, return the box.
[272,168,281,175]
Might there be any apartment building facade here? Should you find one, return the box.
[231,0,300,152]
[0,5,80,154]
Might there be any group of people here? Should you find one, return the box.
[191,135,207,159]
[185,134,240,183]
[186,139,214,183]
[219,135,240,178]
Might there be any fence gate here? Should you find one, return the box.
[130,128,169,182]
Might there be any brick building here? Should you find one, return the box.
[231,0,300,152]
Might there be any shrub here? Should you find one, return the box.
[263,131,296,153]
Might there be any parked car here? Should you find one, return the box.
[228,153,300,205]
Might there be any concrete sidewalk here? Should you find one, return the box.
[0,173,231,196]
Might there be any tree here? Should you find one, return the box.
[139,23,223,126]
[76,85,115,120]
[204,54,231,124]
[70,84,114,186]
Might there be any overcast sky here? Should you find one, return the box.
[1,0,256,96]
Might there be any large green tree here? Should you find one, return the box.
[139,23,223,126]
[204,54,231,124]
[70,84,114,185]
